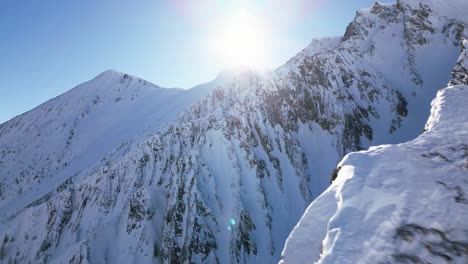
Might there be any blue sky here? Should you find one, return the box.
[0,0,393,124]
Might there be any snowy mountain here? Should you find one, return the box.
[0,70,222,220]
[280,39,468,264]
[0,0,467,263]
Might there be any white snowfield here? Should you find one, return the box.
[280,86,468,263]
[0,0,467,263]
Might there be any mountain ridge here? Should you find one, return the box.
[280,40,468,263]
[0,0,466,263]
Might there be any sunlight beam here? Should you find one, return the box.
[208,8,270,69]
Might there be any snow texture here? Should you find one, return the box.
[281,31,468,264]
[0,0,466,263]
[281,84,468,264]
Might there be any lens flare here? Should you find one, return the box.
[169,1,324,70]
[227,218,236,231]
[208,9,270,69]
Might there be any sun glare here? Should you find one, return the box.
[209,9,269,69]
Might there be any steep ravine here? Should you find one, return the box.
[281,39,468,264]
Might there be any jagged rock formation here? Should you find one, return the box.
[0,0,466,263]
[280,38,468,263]
[451,40,468,85]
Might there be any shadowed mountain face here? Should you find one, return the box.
[281,39,468,264]
[0,0,466,263]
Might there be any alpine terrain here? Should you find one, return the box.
[281,39,468,264]
[0,0,467,263]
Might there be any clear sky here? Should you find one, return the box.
[0,0,393,124]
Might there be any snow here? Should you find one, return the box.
[401,0,468,23]
[280,85,468,263]
[0,70,219,221]
[0,0,467,263]
[276,36,341,77]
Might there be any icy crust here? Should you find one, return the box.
[280,85,468,263]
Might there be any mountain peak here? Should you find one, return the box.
[215,67,268,84]
[87,69,163,90]
[94,69,128,81]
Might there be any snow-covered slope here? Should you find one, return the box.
[0,0,466,263]
[281,86,468,264]
[0,70,218,219]
[280,34,468,264]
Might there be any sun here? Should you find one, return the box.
[209,9,269,69]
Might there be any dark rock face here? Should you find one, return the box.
[450,40,468,85]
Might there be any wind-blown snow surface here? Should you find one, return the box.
[0,0,467,263]
[281,84,468,264]
[281,26,468,264]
